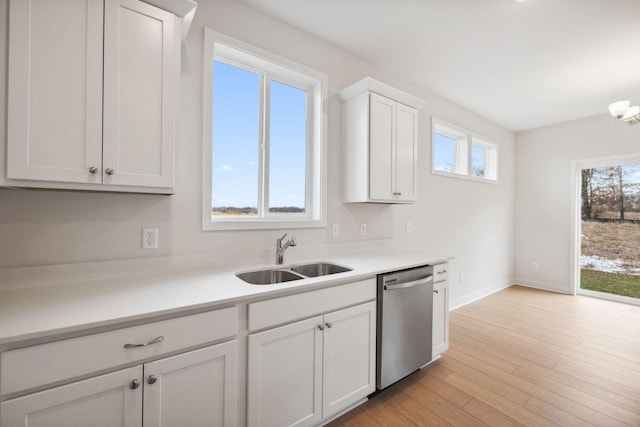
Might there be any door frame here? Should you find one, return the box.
[570,153,640,300]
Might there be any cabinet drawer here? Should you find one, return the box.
[434,263,449,283]
[1,306,237,396]
[248,279,376,332]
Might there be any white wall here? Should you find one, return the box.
[0,0,515,306]
[514,114,640,293]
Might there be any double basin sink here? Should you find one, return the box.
[237,262,352,285]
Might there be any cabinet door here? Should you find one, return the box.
[395,103,417,201]
[0,366,142,427]
[433,281,450,358]
[368,93,396,201]
[248,316,323,427]
[103,0,176,188]
[143,341,238,427]
[322,301,376,419]
[7,0,103,183]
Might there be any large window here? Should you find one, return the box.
[203,29,327,230]
[432,119,498,182]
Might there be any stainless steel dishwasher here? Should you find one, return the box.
[377,265,434,389]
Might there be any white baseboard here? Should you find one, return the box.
[513,278,572,295]
[450,279,512,310]
[450,279,574,312]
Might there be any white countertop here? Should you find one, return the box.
[0,249,450,346]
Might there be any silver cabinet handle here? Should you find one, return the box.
[438,270,447,274]
[325,322,332,328]
[130,379,140,390]
[434,289,439,294]
[89,166,98,174]
[148,375,158,385]
[317,324,325,331]
[384,275,433,291]
[393,192,402,196]
[124,336,164,349]
[105,168,114,175]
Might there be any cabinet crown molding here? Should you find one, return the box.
[339,77,426,110]
[143,0,197,40]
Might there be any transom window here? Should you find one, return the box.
[202,29,326,230]
[432,119,498,182]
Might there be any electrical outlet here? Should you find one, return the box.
[406,221,414,233]
[360,223,367,236]
[332,224,340,238]
[142,228,158,249]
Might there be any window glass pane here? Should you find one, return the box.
[472,145,486,177]
[268,80,307,213]
[211,61,260,216]
[433,133,455,173]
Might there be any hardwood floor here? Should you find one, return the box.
[327,285,640,426]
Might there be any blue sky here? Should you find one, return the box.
[433,133,455,172]
[212,61,307,211]
[434,133,486,176]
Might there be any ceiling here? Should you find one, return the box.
[240,0,640,131]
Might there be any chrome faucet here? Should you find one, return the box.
[276,233,297,265]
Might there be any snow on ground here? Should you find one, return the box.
[580,255,640,276]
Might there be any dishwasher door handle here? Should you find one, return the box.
[384,275,433,291]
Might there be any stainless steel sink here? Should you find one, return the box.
[236,262,353,285]
[290,262,352,278]
[236,269,304,285]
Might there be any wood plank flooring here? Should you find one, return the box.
[327,285,640,426]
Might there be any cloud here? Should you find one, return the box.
[218,164,238,172]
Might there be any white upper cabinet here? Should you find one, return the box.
[7,0,105,185]
[103,0,176,189]
[340,77,424,203]
[5,0,191,193]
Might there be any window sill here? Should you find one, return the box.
[431,169,499,184]
[202,218,326,231]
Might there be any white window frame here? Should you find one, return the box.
[202,28,327,231]
[432,118,498,183]
[471,137,498,180]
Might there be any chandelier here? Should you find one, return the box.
[608,101,640,125]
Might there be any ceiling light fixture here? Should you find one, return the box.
[608,100,640,125]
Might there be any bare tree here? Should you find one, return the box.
[581,168,594,219]
[586,165,639,220]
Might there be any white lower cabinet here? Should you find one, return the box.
[143,342,238,427]
[0,307,239,427]
[432,263,450,359]
[248,316,323,427]
[1,366,143,427]
[1,341,237,427]
[248,301,376,427]
[322,303,377,418]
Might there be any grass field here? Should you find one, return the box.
[581,220,640,263]
[581,219,640,298]
[580,269,640,298]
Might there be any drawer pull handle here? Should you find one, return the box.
[434,289,439,294]
[124,336,164,349]
[105,168,115,176]
[325,322,332,328]
[317,324,325,331]
[148,375,158,385]
[438,270,447,274]
[130,379,140,390]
